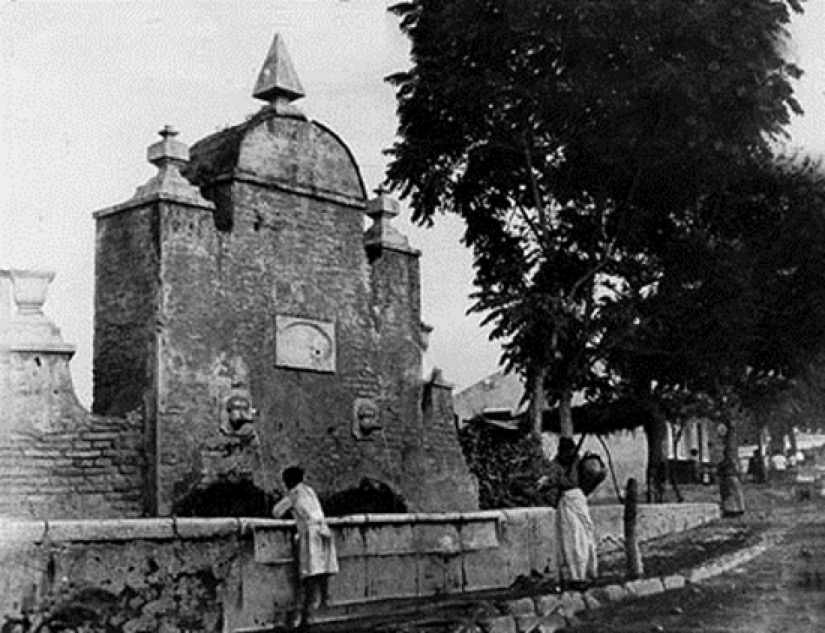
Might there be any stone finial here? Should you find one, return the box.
[253,34,306,105]
[128,127,212,207]
[0,269,74,354]
[364,189,415,252]
[147,125,189,167]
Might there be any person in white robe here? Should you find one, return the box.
[540,437,598,589]
[272,466,338,627]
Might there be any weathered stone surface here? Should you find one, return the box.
[588,583,628,604]
[514,614,541,633]
[626,577,665,597]
[460,517,500,551]
[417,553,463,596]
[499,509,533,579]
[536,594,563,617]
[559,592,586,616]
[483,615,517,633]
[503,597,537,617]
[662,574,687,590]
[334,524,367,558]
[367,554,417,600]
[414,522,461,554]
[365,522,414,555]
[253,527,294,564]
[463,547,512,592]
[175,517,239,538]
[536,613,568,633]
[528,508,557,577]
[46,518,175,541]
[328,556,368,605]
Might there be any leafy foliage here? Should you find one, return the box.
[608,156,825,402]
[386,0,808,421]
[458,419,551,508]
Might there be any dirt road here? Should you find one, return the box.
[565,501,825,633]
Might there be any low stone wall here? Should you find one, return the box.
[0,503,719,632]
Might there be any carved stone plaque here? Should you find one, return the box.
[275,315,336,373]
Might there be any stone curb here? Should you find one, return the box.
[487,540,772,632]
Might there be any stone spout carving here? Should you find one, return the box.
[352,397,383,440]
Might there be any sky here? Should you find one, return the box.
[1,0,824,409]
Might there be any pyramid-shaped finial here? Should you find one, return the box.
[253,34,305,104]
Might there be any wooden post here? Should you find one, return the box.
[624,478,644,579]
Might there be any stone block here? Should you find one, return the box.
[174,517,239,539]
[515,614,540,633]
[334,524,366,558]
[46,519,175,542]
[417,554,447,596]
[499,510,531,580]
[253,527,294,564]
[559,592,586,616]
[582,592,601,610]
[445,551,463,594]
[413,522,460,554]
[535,594,562,617]
[460,519,500,551]
[482,615,516,633]
[687,566,712,583]
[503,597,536,617]
[235,559,295,628]
[366,554,417,600]
[528,509,557,577]
[463,548,510,592]
[0,520,47,544]
[590,506,623,553]
[588,583,627,604]
[662,574,686,590]
[626,577,664,597]
[327,556,368,605]
[364,523,414,556]
[536,614,567,633]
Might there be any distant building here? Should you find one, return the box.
[455,371,713,501]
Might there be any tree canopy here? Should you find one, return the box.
[385,0,814,443]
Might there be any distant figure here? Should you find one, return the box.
[747,449,766,484]
[272,467,339,628]
[539,437,598,590]
[770,451,788,483]
[689,448,701,484]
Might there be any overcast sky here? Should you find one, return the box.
[1,0,824,408]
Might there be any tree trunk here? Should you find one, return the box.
[559,387,574,439]
[624,478,644,579]
[527,366,546,441]
[644,410,668,503]
[718,409,746,516]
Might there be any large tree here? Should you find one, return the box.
[386,0,806,443]
[608,155,825,512]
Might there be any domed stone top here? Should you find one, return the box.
[185,32,366,207]
[187,107,366,208]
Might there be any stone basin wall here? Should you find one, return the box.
[0,503,719,632]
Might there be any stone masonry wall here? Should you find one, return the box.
[0,503,720,632]
[368,243,477,512]
[0,350,144,519]
[136,109,479,514]
[93,205,159,417]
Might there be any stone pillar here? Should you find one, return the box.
[93,126,215,516]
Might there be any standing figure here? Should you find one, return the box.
[272,466,339,628]
[539,437,598,590]
[770,451,788,483]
